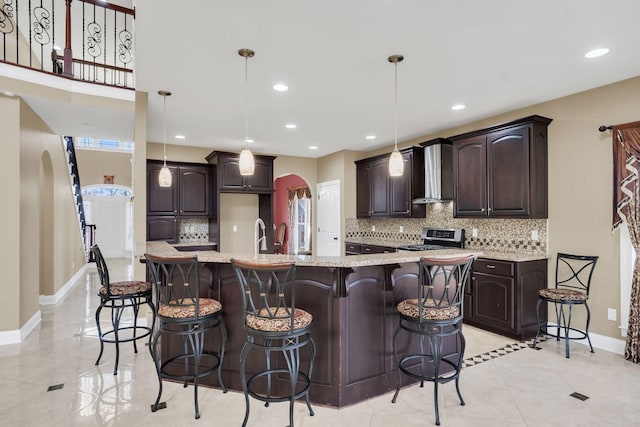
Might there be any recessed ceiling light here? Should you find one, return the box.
[3,91,15,97]
[366,135,376,140]
[451,104,466,111]
[285,123,297,129]
[309,146,318,150]
[174,135,186,140]
[83,121,95,127]
[244,138,254,143]
[585,48,610,58]
[273,83,288,92]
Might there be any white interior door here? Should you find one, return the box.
[316,180,341,256]
[86,196,128,258]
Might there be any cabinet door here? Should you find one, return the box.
[247,157,273,193]
[487,124,530,216]
[472,272,514,333]
[147,163,178,215]
[179,166,210,216]
[356,162,372,218]
[147,216,178,242]
[218,156,245,191]
[453,135,487,217]
[389,151,411,217]
[370,157,390,216]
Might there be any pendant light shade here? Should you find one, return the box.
[239,48,255,176]
[388,54,404,177]
[158,90,172,187]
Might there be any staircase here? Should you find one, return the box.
[63,136,94,262]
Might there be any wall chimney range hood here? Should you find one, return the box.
[412,138,454,204]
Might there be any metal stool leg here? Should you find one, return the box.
[95,303,105,367]
[391,321,402,403]
[240,341,251,427]
[305,335,316,416]
[533,298,543,349]
[585,302,594,353]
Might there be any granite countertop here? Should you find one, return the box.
[144,241,482,268]
[345,240,548,263]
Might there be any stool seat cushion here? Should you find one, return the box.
[246,307,313,332]
[538,288,588,302]
[99,280,152,296]
[158,297,222,319]
[397,298,460,320]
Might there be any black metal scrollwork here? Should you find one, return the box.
[86,21,102,58]
[0,0,15,35]
[32,5,52,45]
[118,29,132,65]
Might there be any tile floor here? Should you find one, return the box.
[0,259,639,426]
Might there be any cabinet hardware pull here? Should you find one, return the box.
[480,208,485,212]
[487,207,492,212]
[486,264,496,269]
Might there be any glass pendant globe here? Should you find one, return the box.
[388,149,404,176]
[239,147,255,176]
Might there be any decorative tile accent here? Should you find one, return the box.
[47,384,64,392]
[462,335,548,368]
[346,202,547,255]
[179,217,209,243]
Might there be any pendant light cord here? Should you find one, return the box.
[244,55,249,148]
[394,60,398,150]
[162,94,167,165]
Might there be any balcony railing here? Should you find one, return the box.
[0,0,135,89]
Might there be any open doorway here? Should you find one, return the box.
[274,174,312,255]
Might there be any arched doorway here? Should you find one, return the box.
[274,174,312,255]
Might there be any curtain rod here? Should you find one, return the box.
[599,125,613,132]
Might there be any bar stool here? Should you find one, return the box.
[533,253,598,358]
[92,244,155,375]
[145,254,227,420]
[231,259,315,427]
[391,255,474,426]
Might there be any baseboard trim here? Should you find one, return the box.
[40,263,91,305]
[546,324,626,355]
[0,310,41,345]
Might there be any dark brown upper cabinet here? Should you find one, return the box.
[206,151,275,194]
[355,146,425,218]
[450,115,552,218]
[147,160,211,242]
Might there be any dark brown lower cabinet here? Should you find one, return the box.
[464,257,547,340]
[146,216,178,243]
[158,261,460,408]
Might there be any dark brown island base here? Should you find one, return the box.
[144,242,544,408]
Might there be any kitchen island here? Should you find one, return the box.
[144,241,481,407]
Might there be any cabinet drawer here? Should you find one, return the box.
[474,258,514,276]
[346,243,361,255]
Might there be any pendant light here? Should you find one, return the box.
[388,54,404,177]
[158,90,172,187]
[238,48,255,176]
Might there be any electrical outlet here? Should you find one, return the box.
[399,226,404,233]
[608,308,617,321]
[531,229,539,240]
[472,228,478,238]
[232,225,237,232]
[372,225,376,232]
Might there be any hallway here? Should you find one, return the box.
[0,259,638,426]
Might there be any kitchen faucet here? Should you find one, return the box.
[254,218,267,256]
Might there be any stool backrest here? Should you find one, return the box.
[231,259,297,331]
[92,244,110,290]
[556,253,598,295]
[145,254,203,319]
[274,222,287,245]
[417,255,474,321]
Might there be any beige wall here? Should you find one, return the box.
[134,91,148,280]
[220,193,260,253]
[147,142,211,164]
[75,149,133,187]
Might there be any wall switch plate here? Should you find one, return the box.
[531,229,539,240]
[372,225,376,232]
[472,228,478,238]
[232,225,237,232]
[399,226,404,233]
[608,308,617,321]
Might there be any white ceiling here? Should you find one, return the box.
[10,0,640,158]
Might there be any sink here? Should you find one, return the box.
[174,244,217,252]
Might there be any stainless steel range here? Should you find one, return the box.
[396,227,465,251]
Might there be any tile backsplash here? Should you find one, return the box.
[345,202,547,255]
[179,217,209,243]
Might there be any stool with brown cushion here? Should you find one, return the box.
[391,255,474,426]
[92,244,155,376]
[145,254,227,420]
[231,258,315,427]
[533,252,598,358]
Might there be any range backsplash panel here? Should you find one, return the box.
[179,217,209,243]
[345,202,547,255]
